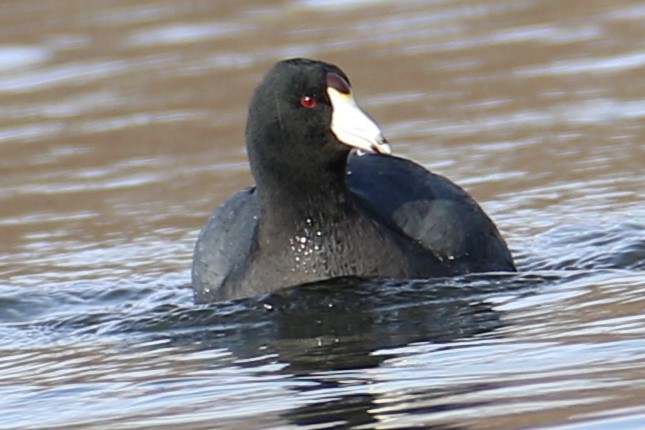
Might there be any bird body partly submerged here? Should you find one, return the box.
[192,59,515,303]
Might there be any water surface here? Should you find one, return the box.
[1,0,644,428]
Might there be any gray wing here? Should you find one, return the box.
[192,187,259,303]
[346,153,515,273]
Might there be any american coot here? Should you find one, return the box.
[192,58,515,303]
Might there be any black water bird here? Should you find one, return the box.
[192,58,515,302]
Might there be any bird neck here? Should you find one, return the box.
[253,156,355,227]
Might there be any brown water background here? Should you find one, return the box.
[1,0,644,429]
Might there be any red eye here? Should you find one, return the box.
[300,95,317,109]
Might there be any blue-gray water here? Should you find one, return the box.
[1,0,644,428]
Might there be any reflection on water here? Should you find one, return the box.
[0,46,50,72]
[0,0,644,428]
